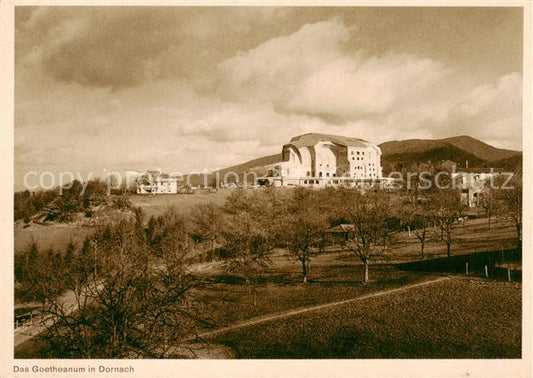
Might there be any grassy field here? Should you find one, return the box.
[129,190,233,218]
[370,217,518,262]
[207,277,521,359]
[14,221,95,253]
[193,259,435,330]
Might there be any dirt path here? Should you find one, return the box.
[195,276,451,340]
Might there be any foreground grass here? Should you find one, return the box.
[197,264,433,330]
[208,277,521,359]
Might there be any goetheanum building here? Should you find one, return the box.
[275,133,382,187]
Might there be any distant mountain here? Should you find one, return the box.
[380,145,487,173]
[379,136,521,173]
[186,135,521,185]
[213,154,282,177]
[438,136,520,162]
[187,153,282,186]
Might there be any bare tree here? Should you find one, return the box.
[479,186,500,228]
[498,174,522,249]
[398,200,434,259]
[431,189,463,258]
[340,191,391,283]
[412,211,433,259]
[280,188,328,283]
[190,203,224,261]
[398,202,416,238]
[38,211,209,358]
[221,189,277,305]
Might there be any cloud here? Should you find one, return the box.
[179,102,326,145]
[16,7,288,89]
[218,18,448,121]
[445,72,522,148]
[217,19,348,105]
[289,54,447,118]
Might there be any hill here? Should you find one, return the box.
[442,136,521,162]
[213,154,282,178]
[379,136,521,173]
[379,136,521,161]
[380,144,487,173]
[186,153,282,186]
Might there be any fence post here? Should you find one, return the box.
[508,268,511,282]
[485,265,488,278]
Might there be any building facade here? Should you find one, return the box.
[136,170,179,194]
[451,171,499,207]
[275,133,382,187]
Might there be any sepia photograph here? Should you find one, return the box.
[1,1,531,377]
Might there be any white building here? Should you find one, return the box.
[275,133,382,187]
[136,170,179,194]
[451,170,499,207]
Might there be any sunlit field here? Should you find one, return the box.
[207,277,521,359]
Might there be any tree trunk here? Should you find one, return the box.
[420,238,425,259]
[253,286,257,307]
[245,275,251,293]
[446,241,451,258]
[407,225,411,237]
[302,258,308,283]
[363,260,369,283]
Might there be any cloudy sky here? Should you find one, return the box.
[15,6,523,189]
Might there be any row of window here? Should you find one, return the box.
[306,171,337,178]
[352,166,377,170]
[304,171,379,178]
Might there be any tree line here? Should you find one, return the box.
[14,178,132,223]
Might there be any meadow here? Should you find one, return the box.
[206,277,521,359]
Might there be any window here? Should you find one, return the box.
[351,151,354,155]
[306,171,311,176]
[362,151,365,155]
[326,173,330,177]
[357,151,360,155]
[319,172,323,177]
